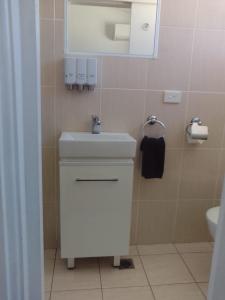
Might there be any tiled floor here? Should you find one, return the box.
[45,243,213,300]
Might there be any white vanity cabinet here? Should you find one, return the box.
[59,159,134,268]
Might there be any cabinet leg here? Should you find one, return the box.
[67,258,75,269]
[113,256,120,267]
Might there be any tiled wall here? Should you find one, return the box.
[41,0,225,248]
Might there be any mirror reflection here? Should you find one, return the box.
[66,0,160,57]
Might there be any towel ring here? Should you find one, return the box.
[143,115,166,137]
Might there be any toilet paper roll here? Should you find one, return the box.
[189,123,208,140]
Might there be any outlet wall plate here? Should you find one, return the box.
[164,90,182,104]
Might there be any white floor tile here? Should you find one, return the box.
[141,254,193,285]
[103,287,154,300]
[51,289,102,300]
[45,292,50,300]
[152,283,205,300]
[181,253,212,282]
[45,259,54,291]
[52,258,101,291]
[100,256,148,288]
[198,283,208,297]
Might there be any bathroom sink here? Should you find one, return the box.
[59,132,137,158]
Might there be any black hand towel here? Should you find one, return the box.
[140,136,165,179]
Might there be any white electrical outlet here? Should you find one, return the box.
[164,90,182,103]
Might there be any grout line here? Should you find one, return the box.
[48,248,57,299]
[98,258,104,300]
[187,0,199,92]
[177,251,197,283]
[100,87,225,94]
[138,256,156,300]
[41,85,225,95]
[196,282,208,299]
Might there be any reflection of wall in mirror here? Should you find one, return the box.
[68,4,131,54]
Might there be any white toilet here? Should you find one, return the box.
[206,206,220,240]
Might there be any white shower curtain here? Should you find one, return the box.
[0,0,43,299]
[208,177,225,300]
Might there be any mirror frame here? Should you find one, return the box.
[64,0,161,58]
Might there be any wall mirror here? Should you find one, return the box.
[65,0,161,58]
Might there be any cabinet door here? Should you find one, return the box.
[130,3,157,56]
[60,164,134,258]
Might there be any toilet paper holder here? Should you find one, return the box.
[189,117,202,126]
[186,117,208,143]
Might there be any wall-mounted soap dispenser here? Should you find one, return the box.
[64,57,76,90]
[64,56,97,92]
[87,58,97,90]
[76,58,87,92]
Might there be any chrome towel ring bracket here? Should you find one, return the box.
[143,115,166,137]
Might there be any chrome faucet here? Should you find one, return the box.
[91,115,101,134]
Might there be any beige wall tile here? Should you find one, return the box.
[45,259,54,291]
[152,283,204,300]
[185,93,225,148]
[161,0,198,27]
[140,150,181,201]
[130,202,139,245]
[45,249,56,260]
[101,89,145,139]
[147,27,193,90]
[54,20,64,87]
[137,201,176,244]
[40,20,54,85]
[40,0,54,19]
[180,149,219,200]
[132,165,141,202]
[55,87,101,135]
[44,202,58,249]
[190,30,225,92]
[55,0,64,19]
[42,87,56,147]
[145,91,187,148]
[197,0,225,30]
[42,148,56,203]
[102,57,148,89]
[175,200,212,243]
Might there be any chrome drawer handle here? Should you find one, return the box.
[75,178,119,182]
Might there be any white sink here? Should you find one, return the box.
[59,132,136,158]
